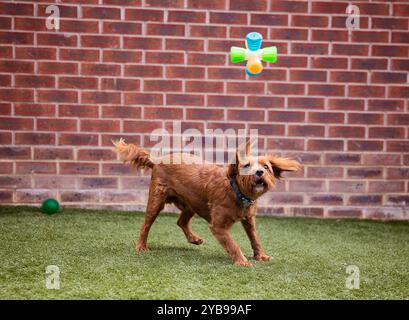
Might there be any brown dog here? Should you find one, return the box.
[113,139,301,266]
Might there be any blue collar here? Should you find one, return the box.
[229,178,254,208]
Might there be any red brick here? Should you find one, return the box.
[348,140,383,152]
[387,141,409,152]
[325,154,360,165]
[348,168,383,179]
[292,15,328,27]
[79,177,118,189]
[59,105,99,118]
[0,89,33,102]
[15,132,55,145]
[60,20,99,33]
[363,154,401,166]
[146,52,184,64]
[60,162,99,175]
[332,44,369,56]
[38,90,78,103]
[227,109,264,122]
[144,107,183,120]
[16,162,56,174]
[328,98,364,111]
[208,68,243,80]
[229,0,266,11]
[311,57,347,69]
[0,147,31,159]
[188,53,225,66]
[352,31,389,43]
[81,91,120,104]
[227,82,264,95]
[312,30,348,42]
[60,49,100,62]
[269,111,304,123]
[59,134,98,146]
[144,80,182,92]
[349,86,385,98]
[167,66,205,79]
[388,168,409,180]
[147,23,185,36]
[311,1,347,13]
[328,209,362,219]
[391,59,409,71]
[331,71,367,83]
[310,195,343,205]
[308,139,344,151]
[37,4,77,18]
[102,79,140,91]
[289,125,325,137]
[271,28,307,40]
[125,93,163,105]
[368,100,404,112]
[292,43,328,55]
[267,138,305,151]
[81,120,120,132]
[168,10,206,23]
[166,39,203,51]
[34,176,76,189]
[371,72,407,84]
[208,95,244,107]
[0,190,13,202]
[102,106,141,118]
[308,112,344,124]
[0,46,12,58]
[125,9,164,21]
[187,108,224,121]
[146,0,184,7]
[78,149,116,161]
[351,58,388,70]
[103,22,142,35]
[388,86,409,98]
[271,0,307,12]
[0,60,33,73]
[125,65,162,78]
[82,64,121,77]
[329,126,365,138]
[369,127,405,139]
[348,113,383,125]
[267,83,305,95]
[290,70,326,82]
[38,119,77,132]
[124,120,162,133]
[59,77,98,90]
[331,16,369,29]
[0,74,11,86]
[288,97,324,109]
[210,12,247,25]
[369,182,405,193]
[191,25,227,38]
[388,114,409,126]
[38,62,77,75]
[309,84,345,96]
[289,180,325,192]
[16,47,56,60]
[349,195,382,206]
[37,33,77,47]
[392,32,409,44]
[165,94,203,106]
[60,191,100,203]
[329,181,365,193]
[124,37,162,50]
[248,96,284,109]
[274,56,307,68]
[83,6,120,19]
[0,2,33,15]
[34,148,73,160]
[186,81,223,93]
[0,103,11,116]
[81,35,120,48]
[0,117,33,131]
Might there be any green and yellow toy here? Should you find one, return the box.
[230,32,277,76]
[41,198,60,215]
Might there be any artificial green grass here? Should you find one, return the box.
[0,205,408,299]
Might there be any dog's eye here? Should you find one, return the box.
[244,163,250,168]
[264,164,269,170]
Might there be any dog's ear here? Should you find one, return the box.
[237,139,256,163]
[266,155,301,179]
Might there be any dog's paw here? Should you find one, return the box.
[135,243,148,252]
[234,260,253,267]
[188,237,204,245]
[254,254,272,261]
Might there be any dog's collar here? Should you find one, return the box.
[229,178,254,208]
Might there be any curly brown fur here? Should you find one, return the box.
[113,139,301,266]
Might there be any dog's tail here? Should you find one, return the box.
[112,138,154,169]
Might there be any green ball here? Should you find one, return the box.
[41,198,60,215]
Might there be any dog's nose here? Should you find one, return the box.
[255,170,264,177]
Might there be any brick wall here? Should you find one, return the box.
[0,0,408,219]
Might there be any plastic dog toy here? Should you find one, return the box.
[230,32,277,76]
